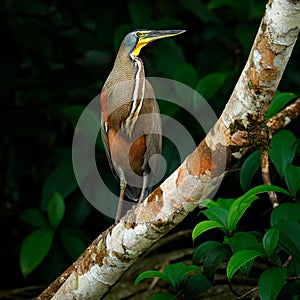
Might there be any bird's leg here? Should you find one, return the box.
[125,175,148,225]
[127,174,148,225]
[138,173,148,203]
[115,175,126,223]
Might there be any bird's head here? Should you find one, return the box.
[123,29,186,57]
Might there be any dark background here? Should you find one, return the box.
[1,0,299,295]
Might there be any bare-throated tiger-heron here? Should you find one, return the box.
[100,29,185,221]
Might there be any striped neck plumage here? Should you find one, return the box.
[124,55,146,138]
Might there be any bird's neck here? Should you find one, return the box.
[123,54,146,137]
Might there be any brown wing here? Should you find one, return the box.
[100,90,118,179]
[125,81,162,200]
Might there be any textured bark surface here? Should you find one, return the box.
[267,98,300,133]
[38,0,300,299]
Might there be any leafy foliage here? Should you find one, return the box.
[240,129,300,198]
[269,130,297,178]
[192,185,289,239]
[262,227,279,257]
[20,228,54,277]
[240,149,260,191]
[20,192,88,278]
[227,250,264,280]
[285,164,300,197]
[266,91,297,119]
[137,185,300,298]
[135,263,210,299]
[258,267,287,300]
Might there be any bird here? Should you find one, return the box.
[100,29,185,222]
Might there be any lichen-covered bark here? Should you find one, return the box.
[38,0,300,299]
[222,0,300,158]
[267,98,300,133]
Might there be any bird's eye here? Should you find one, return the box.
[135,32,142,38]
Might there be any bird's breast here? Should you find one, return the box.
[107,127,146,177]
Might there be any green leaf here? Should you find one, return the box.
[241,184,290,200]
[200,198,219,208]
[216,198,235,210]
[152,39,185,78]
[225,232,260,253]
[184,274,212,297]
[227,185,290,232]
[193,241,222,264]
[284,164,300,197]
[270,252,282,266]
[277,282,300,299]
[135,270,168,287]
[47,192,65,229]
[258,267,287,300]
[157,99,181,118]
[64,196,92,227]
[192,220,227,241]
[163,263,201,289]
[206,207,228,226]
[263,227,279,257]
[241,260,255,276]
[41,161,78,210]
[203,207,229,227]
[227,194,259,232]
[195,72,227,100]
[287,258,300,275]
[20,228,54,277]
[148,293,177,300]
[277,221,300,260]
[224,232,262,275]
[227,250,264,280]
[203,244,231,281]
[271,203,300,226]
[39,240,66,282]
[240,149,260,191]
[200,198,235,211]
[173,63,199,88]
[266,92,297,119]
[269,130,297,178]
[135,263,201,290]
[59,228,86,260]
[20,209,48,227]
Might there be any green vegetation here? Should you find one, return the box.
[1,0,299,298]
[136,186,300,299]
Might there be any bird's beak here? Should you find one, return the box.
[132,29,186,56]
[141,29,186,43]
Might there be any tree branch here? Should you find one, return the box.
[38,0,300,299]
[260,97,300,208]
[260,149,279,207]
[267,98,300,134]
